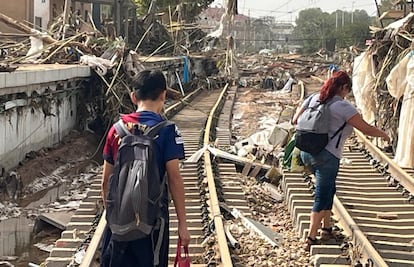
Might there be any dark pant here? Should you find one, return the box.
[101,226,169,267]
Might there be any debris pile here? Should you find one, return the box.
[0,7,226,127]
[353,13,414,168]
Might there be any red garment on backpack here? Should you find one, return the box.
[174,239,190,267]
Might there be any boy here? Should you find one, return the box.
[101,70,190,266]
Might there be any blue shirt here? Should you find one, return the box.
[103,111,185,166]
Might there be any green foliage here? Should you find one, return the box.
[133,0,214,21]
[293,8,374,53]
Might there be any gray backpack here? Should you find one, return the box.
[106,119,172,265]
[295,95,346,155]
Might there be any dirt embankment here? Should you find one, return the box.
[16,130,101,205]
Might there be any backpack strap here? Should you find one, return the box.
[114,119,132,138]
[331,122,347,148]
[317,96,341,107]
[153,217,166,266]
[144,120,174,138]
[326,97,341,107]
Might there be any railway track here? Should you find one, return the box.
[44,84,239,266]
[284,131,414,266]
[42,75,414,267]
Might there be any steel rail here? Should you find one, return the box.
[355,129,414,194]
[330,129,414,266]
[330,129,414,267]
[332,196,388,267]
[202,83,233,267]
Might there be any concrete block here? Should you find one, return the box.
[89,184,101,191]
[290,198,312,211]
[74,208,95,215]
[61,230,87,239]
[45,257,72,267]
[70,66,78,78]
[292,206,309,224]
[6,72,26,87]
[319,265,351,267]
[55,238,83,248]
[50,247,77,257]
[287,187,310,196]
[59,69,70,81]
[34,70,46,84]
[44,69,60,83]
[86,189,101,197]
[0,73,6,88]
[298,220,310,238]
[291,204,311,221]
[83,195,101,203]
[26,71,37,84]
[288,193,312,210]
[295,212,310,230]
[78,201,97,209]
[310,245,342,255]
[70,214,97,222]
[78,66,91,77]
[313,255,350,266]
[285,182,308,192]
[66,222,93,231]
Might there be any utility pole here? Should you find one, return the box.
[244,21,247,51]
[374,0,384,28]
[342,9,344,27]
[248,9,251,51]
[253,27,256,50]
[335,11,338,29]
[351,1,354,23]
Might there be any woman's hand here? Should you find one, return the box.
[380,130,391,143]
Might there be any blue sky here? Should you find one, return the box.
[211,0,379,22]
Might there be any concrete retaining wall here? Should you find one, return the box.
[0,65,90,170]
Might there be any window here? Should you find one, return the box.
[35,17,42,30]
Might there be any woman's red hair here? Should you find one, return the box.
[319,71,351,102]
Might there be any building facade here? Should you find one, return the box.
[0,0,34,33]
[197,7,295,52]
[0,0,92,33]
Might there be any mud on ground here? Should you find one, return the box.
[17,130,101,195]
[6,130,101,267]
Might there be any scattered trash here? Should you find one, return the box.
[231,208,283,248]
[262,182,283,202]
[74,248,86,264]
[340,158,353,166]
[34,243,54,253]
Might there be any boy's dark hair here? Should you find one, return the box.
[132,70,167,101]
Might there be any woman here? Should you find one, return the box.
[292,71,390,250]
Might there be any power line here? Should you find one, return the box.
[234,36,370,42]
[264,0,293,17]
[237,0,375,20]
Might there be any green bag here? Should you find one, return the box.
[283,135,296,168]
[283,134,304,172]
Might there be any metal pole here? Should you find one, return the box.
[351,1,354,23]
[336,11,338,28]
[374,0,384,28]
[124,5,128,42]
[115,0,121,36]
